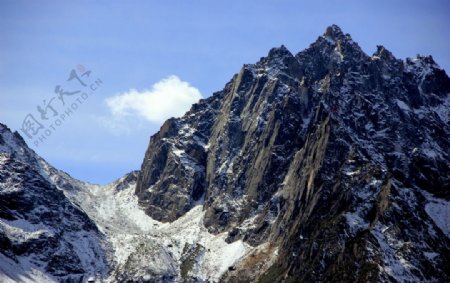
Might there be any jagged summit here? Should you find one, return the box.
[268,44,289,54]
[406,54,442,70]
[373,45,397,61]
[266,44,293,61]
[0,125,108,282]
[323,24,348,41]
[135,25,450,282]
[1,26,450,282]
[264,44,296,66]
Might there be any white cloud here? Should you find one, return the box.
[105,75,202,123]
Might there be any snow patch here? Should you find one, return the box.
[345,212,369,234]
[424,195,450,239]
[65,180,252,282]
[345,169,360,176]
[0,253,58,283]
[395,99,410,112]
[372,223,418,282]
[423,251,439,261]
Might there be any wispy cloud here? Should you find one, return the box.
[105,75,202,124]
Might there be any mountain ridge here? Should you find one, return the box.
[1,25,450,282]
[135,24,450,282]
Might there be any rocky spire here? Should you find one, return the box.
[323,24,348,42]
[373,45,397,61]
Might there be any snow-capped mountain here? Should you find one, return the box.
[0,125,251,282]
[1,25,450,282]
[0,124,108,282]
[136,25,450,282]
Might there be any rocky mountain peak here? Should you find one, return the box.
[252,44,301,79]
[291,25,368,85]
[320,25,362,55]
[323,24,348,42]
[0,124,108,281]
[266,44,291,59]
[405,54,450,99]
[0,123,37,165]
[2,26,449,283]
[134,25,450,282]
[373,45,396,61]
[405,54,442,74]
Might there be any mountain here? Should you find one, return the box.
[1,25,450,282]
[0,123,108,282]
[0,123,251,282]
[135,25,450,282]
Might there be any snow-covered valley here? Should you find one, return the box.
[64,176,252,282]
[0,123,254,282]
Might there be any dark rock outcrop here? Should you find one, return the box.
[136,25,450,282]
[0,124,108,282]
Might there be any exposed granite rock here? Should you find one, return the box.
[135,25,450,282]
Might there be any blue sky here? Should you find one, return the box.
[1,0,449,184]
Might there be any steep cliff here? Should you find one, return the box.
[1,25,449,282]
[136,25,450,282]
[0,124,108,282]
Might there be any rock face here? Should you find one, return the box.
[0,123,252,283]
[1,25,449,282]
[0,124,108,282]
[136,25,450,281]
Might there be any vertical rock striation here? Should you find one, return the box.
[136,25,450,282]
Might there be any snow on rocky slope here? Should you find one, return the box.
[135,25,450,282]
[63,172,252,282]
[2,24,450,282]
[0,124,108,282]
[0,123,253,282]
